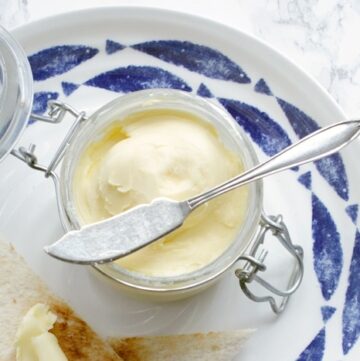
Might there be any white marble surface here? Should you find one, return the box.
[1,0,359,117]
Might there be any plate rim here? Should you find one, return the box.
[11,6,346,123]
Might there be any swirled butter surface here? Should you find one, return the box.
[73,109,248,276]
[16,303,68,361]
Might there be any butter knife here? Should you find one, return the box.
[45,119,360,264]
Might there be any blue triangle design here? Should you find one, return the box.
[61,81,80,96]
[196,83,214,98]
[106,39,125,55]
[345,204,358,225]
[296,328,325,361]
[298,171,312,190]
[321,306,336,323]
[254,78,273,96]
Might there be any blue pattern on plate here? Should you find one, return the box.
[277,98,349,201]
[106,39,125,54]
[61,81,80,96]
[29,45,99,81]
[84,65,192,93]
[29,91,59,124]
[254,78,273,96]
[296,328,325,361]
[218,98,293,157]
[26,38,357,359]
[342,230,360,355]
[312,193,343,300]
[345,204,358,225]
[197,83,214,98]
[132,40,251,83]
[298,171,312,190]
[321,306,336,323]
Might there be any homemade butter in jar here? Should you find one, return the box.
[60,90,262,298]
[73,108,248,277]
[0,25,303,310]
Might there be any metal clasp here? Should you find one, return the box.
[11,101,87,230]
[235,212,304,314]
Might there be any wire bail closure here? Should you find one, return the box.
[235,212,304,314]
[11,101,87,230]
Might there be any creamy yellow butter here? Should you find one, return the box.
[16,303,68,361]
[73,109,248,276]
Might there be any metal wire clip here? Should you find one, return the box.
[235,212,304,314]
[11,101,87,229]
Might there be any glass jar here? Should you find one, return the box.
[60,89,262,298]
[0,26,303,313]
[0,25,32,163]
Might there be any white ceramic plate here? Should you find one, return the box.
[1,7,359,361]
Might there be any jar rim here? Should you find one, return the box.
[60,89,263,293]
[0,26,33,163]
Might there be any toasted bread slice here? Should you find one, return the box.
[0,241,123,361]
[110,330,253,361]
[1,240,253,361]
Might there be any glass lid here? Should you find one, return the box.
[0,25,33,163]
